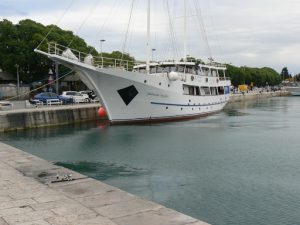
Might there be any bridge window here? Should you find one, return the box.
[218,86,224,95]
[183,84,201,96]
[202,87,210,95]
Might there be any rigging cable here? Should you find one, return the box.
[120,0,136,64]
[89,0,120,54]
[193,0,213,59]
[36,0,76,50]
[207,0,224,58]
[68,0,102,47]
[165,0,180,60]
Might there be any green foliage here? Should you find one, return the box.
[0,19,97,83]
[225,64,281,87]
[280,67,291,80]
[294,74,300,82]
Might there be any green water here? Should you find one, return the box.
[1,97,300,225]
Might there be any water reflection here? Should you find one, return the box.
[224,109,249,117]
[55,161,150,180]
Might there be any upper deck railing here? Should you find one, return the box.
[45,42,230,81]
[47,42,136,71]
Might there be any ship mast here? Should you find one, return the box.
[146,0,151,74]
[183,0,187,61]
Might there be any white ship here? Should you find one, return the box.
[284,83,300,96]
[35,1,231,124]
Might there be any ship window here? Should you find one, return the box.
[204,69,209,76]
[157,66,164,73]
[202,87,210,95]
[178,66,185,73]
[150,67,157,74]
[139,68,146,73]
[224,86,230,94]
[163,67,169,72]
[188,86,194,95]
[210,87,217,95]
[218,86,224,95]
[187,67,196,74]
[183,84,201,96]
[195,86,200,96]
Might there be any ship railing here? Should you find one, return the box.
[219,77,231,81]
[47,42,135,71]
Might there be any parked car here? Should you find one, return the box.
[33,92,72,104]
[79,90,97,102]
[61,91,89,103]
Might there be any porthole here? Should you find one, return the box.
[192,108,194,110]
[181,108,183,110]
[168,84,170,87]
[159,82,161,85]
[144,80,147,83]
[166,107,168,109]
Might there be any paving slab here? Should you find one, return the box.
[0,218,9,225]
[76,190,136,208]
[0,141,211,225]
[95,198,162,219]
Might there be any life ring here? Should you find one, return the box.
[191,76,194,81]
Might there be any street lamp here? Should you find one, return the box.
[15,64,20,100]
[100,39,105,57]
[151,48,156,62]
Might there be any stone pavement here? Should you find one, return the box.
[0,142,209,225]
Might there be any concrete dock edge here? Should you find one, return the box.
[229,91,289,103]
[0,104,103,132]
[0,141,209,225]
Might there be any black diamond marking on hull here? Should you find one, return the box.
[117,85,138,105]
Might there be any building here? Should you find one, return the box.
[0,69,29,100]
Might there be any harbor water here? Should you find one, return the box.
[1,96,300,225]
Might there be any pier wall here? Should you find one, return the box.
[0,104,101,132]
[229,91,289,103]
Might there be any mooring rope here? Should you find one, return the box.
[3,70,75,101]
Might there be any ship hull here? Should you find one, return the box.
[50,55,231,124]
[285,87,300,96]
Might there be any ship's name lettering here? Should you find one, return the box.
[147,92,168,98]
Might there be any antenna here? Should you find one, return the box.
[146,0,151,74]
[183,0,187,61]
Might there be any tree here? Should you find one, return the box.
[225,64,281,87]
[280,67,291,81]
[294,73,300,82]
[0,19,98,83]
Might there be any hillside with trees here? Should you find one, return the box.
[225,64,282,87]
[0,19,134,83]
[0,19,287,87]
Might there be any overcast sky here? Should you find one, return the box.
[1,0,300,74]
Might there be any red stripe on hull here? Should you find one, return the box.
[109,110,221,125]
